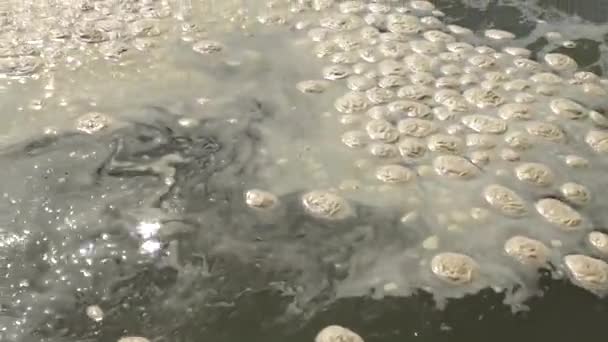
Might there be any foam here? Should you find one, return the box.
[1,1,608,341]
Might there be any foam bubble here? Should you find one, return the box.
[564,255,608,294]
[535,198,583,230]
[483,184,528,217]
[301,190,353,220]
[315,325,364,342]
[430,252,479,285]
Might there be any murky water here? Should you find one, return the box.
[2,1,608,341]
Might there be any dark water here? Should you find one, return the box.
[3,1,608,341]
[7,96,608,342]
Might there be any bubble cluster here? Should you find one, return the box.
[142,0,608,308]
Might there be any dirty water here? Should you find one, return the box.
[2,1,608,341]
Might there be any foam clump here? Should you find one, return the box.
[301,190,354,220]
[315,325,364,342]
[245,189,278,209]
[564,255,608,294]
[431,252,479,285]
[117,337,151,342]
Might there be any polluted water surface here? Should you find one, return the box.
[2,0,608,341]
